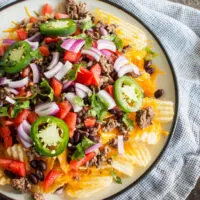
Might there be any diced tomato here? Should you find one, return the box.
[69,152,96,170]
[4,136,13,148]
[76,67,93,85]
[30,17,37,23]
[55,13,69,19]
[50,78,63,97]
[16,28,28,40]
[56,101,72,120]
[14,109,30,127]
[73,28,82,36]
[0,159,26,177]
[0,126,11,138]
[43,170,60,192]
[0,46,5,57]
[64,112,77,138]
[39,46,50,57]
[44,37,60,44]
[22,67,30,78]
[84,118,96,128]
[105,85,114,98]
[42,3,53,16]
[90,64,101,86]
[63,51,81,63]
[92,41,97,48]
[3,120,14,126]
[27,112,39,124]
[115,50,122,56]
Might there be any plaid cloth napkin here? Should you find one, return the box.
[1,0,200,200]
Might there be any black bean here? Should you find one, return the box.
[83,96,89,105]
[48,43,57,51]
[109,109,117,115]
[145,67,154,75]
[30,160,38,169]
[65,86,75,93]
[4,170,16,179]
[144,60,153,69]
[154,89,164,98]
[28,174,38,184]
[106,158,113,165]
[37,160,47,171]
[35,169,44,181]
[73,131,81,144]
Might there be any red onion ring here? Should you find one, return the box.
[69,39,85,53]
[100,27,108,36]
[5,88,19,95]
[27,32,42,42]
[8,77,29,88]
[0,77,11,86]
[118,64,140,77]
[64,93,82,112]
[98,90,116,110]
[30,63,40,83]
[97,39,116,52]
[63,80,74,90]
[22,120,31,135]
[17,124,32,143]
[82,48,102,62]
[3,39,16,45]
[44,62,63,79]
[61,38,76,50]
[55,61,72,81]
[101,50,112,59]
[35,102,60,116]
[85,143,101,154]
[5,96,16,105]
[19,137,32,149]
[118,136,124,155]
[47,52,60,70]
[114,56,129,72]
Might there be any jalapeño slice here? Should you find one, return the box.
[31,116,69,157]
[40,19,77,36]
[114,76,144,112]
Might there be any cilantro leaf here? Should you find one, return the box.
[73,96,85,107]
[122,114,134,130]
[144,47,158,60]
[0,107,9,117]
[88,93,108,121]
[39,79,54,101]
[110,169,122,184]
[71,137,94,160]
[102,34,123,51]
[67,64,81,80]
[10,100,30,118]
[30,49,43,60]
[81,16,94,32]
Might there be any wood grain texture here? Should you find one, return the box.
[170,1,200,200]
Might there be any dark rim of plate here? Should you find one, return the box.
[0,0,179,199]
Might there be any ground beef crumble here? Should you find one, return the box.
[11,177,31,193]
[32,193,45,200]
[136,107,154,129]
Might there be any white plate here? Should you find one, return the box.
[0,0,178,199]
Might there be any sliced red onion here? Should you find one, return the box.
[30,63,40,83]
[3,39,16,45]
[27,32,42,42]
[63,80,74,90]
[69,39,85,53]
[118,136,124,155]
[90,47,102,56]
[0,101,3,107]
[55,61,72,81]
[118,64,140,77]
[5,96,16,105]
[61,38,76,51]
[82,48,102,62]
[44,62,63,79]
[88,61,93,67]
[75,83,92,94]
[64,93,82,112]
[8,77,29,88]
[0,77,11,86]
[100,27,108,36]
[35,102,59,116]
[75,87,86,98]
[98,90,116,110]
[47,52,60,70]
[19,137,32,149]
[5,88,19,95]
[101,50,112,59]
[114,56,129,72]
[97,39,116,52]
[22,120,31,135]
[17,124,32,143]
[85,143,101,154]
[26,40,39,50]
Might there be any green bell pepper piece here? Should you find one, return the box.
[31,116,69,157]
[40,19,77,36]
[114,76,144,112]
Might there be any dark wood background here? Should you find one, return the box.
[170,0,200,200]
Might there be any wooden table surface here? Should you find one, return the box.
[169,1,200,200]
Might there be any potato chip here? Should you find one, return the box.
[112,156,134,176]
[124,142,151,167]
[66,175,112,198]
[0,169,10,185]
[6,144,30,170]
